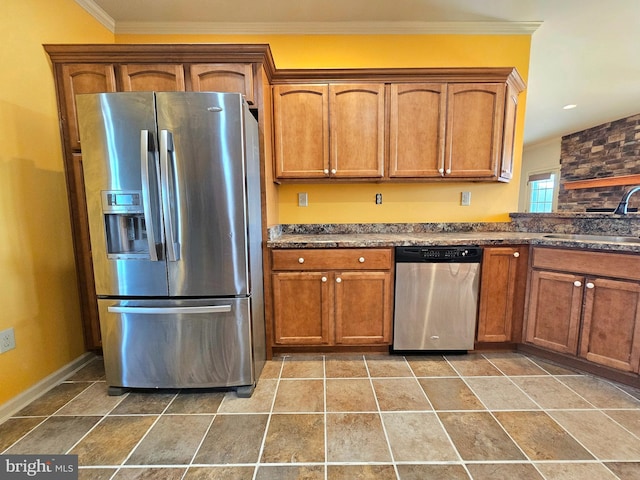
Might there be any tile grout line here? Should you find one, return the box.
[324,355,328,480]
[479,353,613,477]
[182,403,217,480]
[3,379,101,454]
[364,355,400,479]
[478,353,554,479]
[106,390,180,478]
[63,381,131,457]
[251,355,286,480]
[430,355,477,478]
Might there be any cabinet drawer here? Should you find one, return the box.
[532,247,640,281]
[271,248,392,271]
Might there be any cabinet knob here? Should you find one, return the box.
[298,257,305,264]
[586,282,595,289]
[321,276,327,282]
[358,257,365,263]
[573,280,582,287]
[445,168,452,174]
[331,168,337,174]
[336,277,342,283]
[323,169,329,174]
[438,168,444,174]
[513,252,520,258]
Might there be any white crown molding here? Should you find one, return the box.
[75,0,116,32]
[114,21,542,36]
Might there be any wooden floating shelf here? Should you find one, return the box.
[564,174,640,190]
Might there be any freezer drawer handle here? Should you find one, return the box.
[108,305,232,315]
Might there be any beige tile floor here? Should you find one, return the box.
[2,352,640,479]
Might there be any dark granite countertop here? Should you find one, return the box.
[267,231,640,253]
[267,214,640,253]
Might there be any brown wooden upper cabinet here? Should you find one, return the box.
[274,77,520,182]
[388,83,446,178]
[60,64,117,151]
[119,64,186,91]
[119,63,256,100]
[390,82,510,180]
[445,83,505,179]
[273,83,385,179]
[189,64,255,103]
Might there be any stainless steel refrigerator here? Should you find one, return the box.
[76,91,265,397]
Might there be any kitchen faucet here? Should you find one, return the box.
[613,185,640,214]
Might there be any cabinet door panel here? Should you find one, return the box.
[119,64,185,91]
[334,271,392,344]
[499,82,519,181]
[389,83,446,177]
[189,63,254,103]
[272,272,331,345]
[445,83,504,178]
[477,247,524,342]
[61,64,117,151]
[580,278,640,372]
[330,84,385,178]
[273,85,329,178]
[525,270,582,354]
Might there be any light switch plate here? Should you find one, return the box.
[298,192,308,207]
[461,191,471,206]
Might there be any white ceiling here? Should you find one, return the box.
[78,0,640,147]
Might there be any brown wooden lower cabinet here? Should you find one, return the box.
[525,270,583,354]
[270,248,393,348]
[580,277,640,372]
[476,246,528,344]
[525,247,640,373]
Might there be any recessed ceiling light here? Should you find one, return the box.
[563,104,577,110]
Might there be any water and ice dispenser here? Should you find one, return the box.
[102,191,149,258]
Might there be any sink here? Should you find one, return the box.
[543,234,640,244]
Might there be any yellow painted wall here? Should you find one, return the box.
[0,0,113,405]
[118,33,531,224]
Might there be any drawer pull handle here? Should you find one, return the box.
[336,277,342,283]
[586,282,595,289]
[513,252,520,258]
[298,257,304,264]
[574,280,582,287]
[358,257,365,263]
[322,276,327,282]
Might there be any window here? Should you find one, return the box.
[527,170,558,213]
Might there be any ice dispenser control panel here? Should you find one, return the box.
[102,191,142,214]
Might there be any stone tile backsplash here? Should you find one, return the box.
[559,113,640,212]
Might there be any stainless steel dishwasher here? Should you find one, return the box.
[393,246,482,351]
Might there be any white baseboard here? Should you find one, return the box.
[0,352,96,424]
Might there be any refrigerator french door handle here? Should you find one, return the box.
[160,129,180,262]
[140,130,160,261]
[108,305,232,315]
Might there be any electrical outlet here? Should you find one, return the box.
[461,191,471,206]
[0,327,16,354]
[298,192,308,207]
[375,193,383,205]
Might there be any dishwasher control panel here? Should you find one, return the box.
[395,246,482,263]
